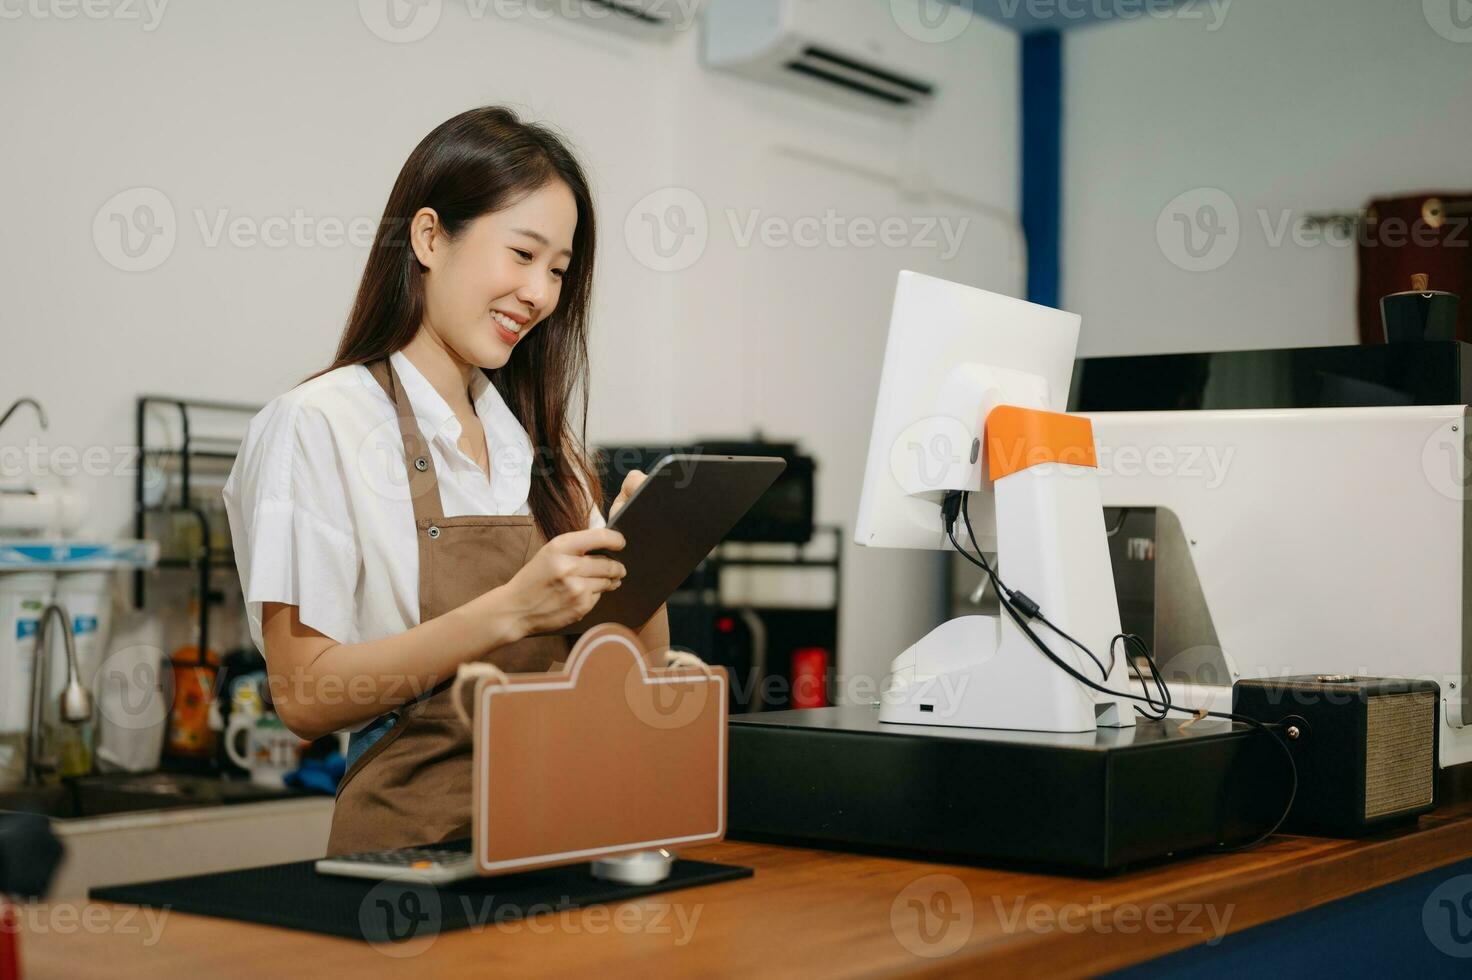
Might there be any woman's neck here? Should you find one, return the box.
[401,328,475,412]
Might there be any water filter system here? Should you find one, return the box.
[0,570,115,782]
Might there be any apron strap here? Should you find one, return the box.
[365,357,447,526]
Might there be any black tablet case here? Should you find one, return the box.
[551,455,786,634]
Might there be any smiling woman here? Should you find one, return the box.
[323,105,600,535]
[221,106,668,856]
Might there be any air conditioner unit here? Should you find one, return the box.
[553,0,698,38]
[702,0,940,112]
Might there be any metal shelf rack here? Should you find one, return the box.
[133,395,260,660]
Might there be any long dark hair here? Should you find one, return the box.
[316,105,601,539]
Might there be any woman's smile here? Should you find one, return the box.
[491,308,526,345]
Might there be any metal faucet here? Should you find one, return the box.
[25,603,94,786]
[0,397,48,436]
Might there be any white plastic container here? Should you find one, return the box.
[93,606,168,774]
[46,571,116,776]
[0,571,55,733]
[55,570,115,695]
[0,571,55,786]
[0,487,89,536]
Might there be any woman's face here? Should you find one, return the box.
[413,179,578,370]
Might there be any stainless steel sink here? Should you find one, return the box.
[0,772,306,820]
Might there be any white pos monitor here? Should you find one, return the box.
[852,270,1134,733]
[854,270,1082,553]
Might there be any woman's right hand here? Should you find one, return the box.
[496,528,628,637]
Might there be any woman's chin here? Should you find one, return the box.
[462,341,512,371]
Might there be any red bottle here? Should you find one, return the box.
[1,899,19,980]
[791,648,830,709]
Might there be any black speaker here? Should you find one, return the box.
[1233,675,1439,836]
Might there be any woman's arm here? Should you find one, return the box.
[261,527,627,740]
[261,589,521,741]
[636,603,670,655]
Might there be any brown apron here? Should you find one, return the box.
[325,358,570,857]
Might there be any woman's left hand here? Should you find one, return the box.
[609,468,671,654]
[610,469,647,520]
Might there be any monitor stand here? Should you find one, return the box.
[882,406,1137,733]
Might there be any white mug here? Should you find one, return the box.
[225,714,303,787]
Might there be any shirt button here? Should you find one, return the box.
[414,457,429,472]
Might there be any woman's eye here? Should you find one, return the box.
[511,248,533,261]
[551,268,566,280]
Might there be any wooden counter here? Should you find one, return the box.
[16,793,1472,979]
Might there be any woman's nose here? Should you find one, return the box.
[516,276,546,311]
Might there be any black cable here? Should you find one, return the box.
[943,490,1299,851]
[1113,633,1170,721]
[967,501,1118,678]
[949,524,1111,681]
[1104,507,1132,538]
[954,493,1110,681]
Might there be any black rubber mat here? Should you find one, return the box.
[91,843,752,944]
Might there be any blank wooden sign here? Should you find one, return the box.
[459,624,728,875]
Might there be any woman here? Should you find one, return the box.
[223,106,667,856]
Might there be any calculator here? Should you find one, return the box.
[314,839,477,884]
[315,841,677,885]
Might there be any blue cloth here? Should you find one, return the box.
[283,753,346,794]
[343,712,397,771]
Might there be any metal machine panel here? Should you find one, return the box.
[1087,405,1471,766]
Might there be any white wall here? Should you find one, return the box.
[0,1,1020,690]
[1063,0,1472,357]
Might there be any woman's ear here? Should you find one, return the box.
[408,207,443,270]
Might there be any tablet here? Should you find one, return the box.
[545,454,787,635]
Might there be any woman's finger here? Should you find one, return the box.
[554,528,625,554]
[573,556,625,580]
[612,470,646,515]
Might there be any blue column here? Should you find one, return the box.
[1021,30,1062,309]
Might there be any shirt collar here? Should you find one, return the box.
[473,372,536,510]
[387,351,535,507]
[389,350,461,446]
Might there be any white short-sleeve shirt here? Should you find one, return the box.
[223,350,604,655]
